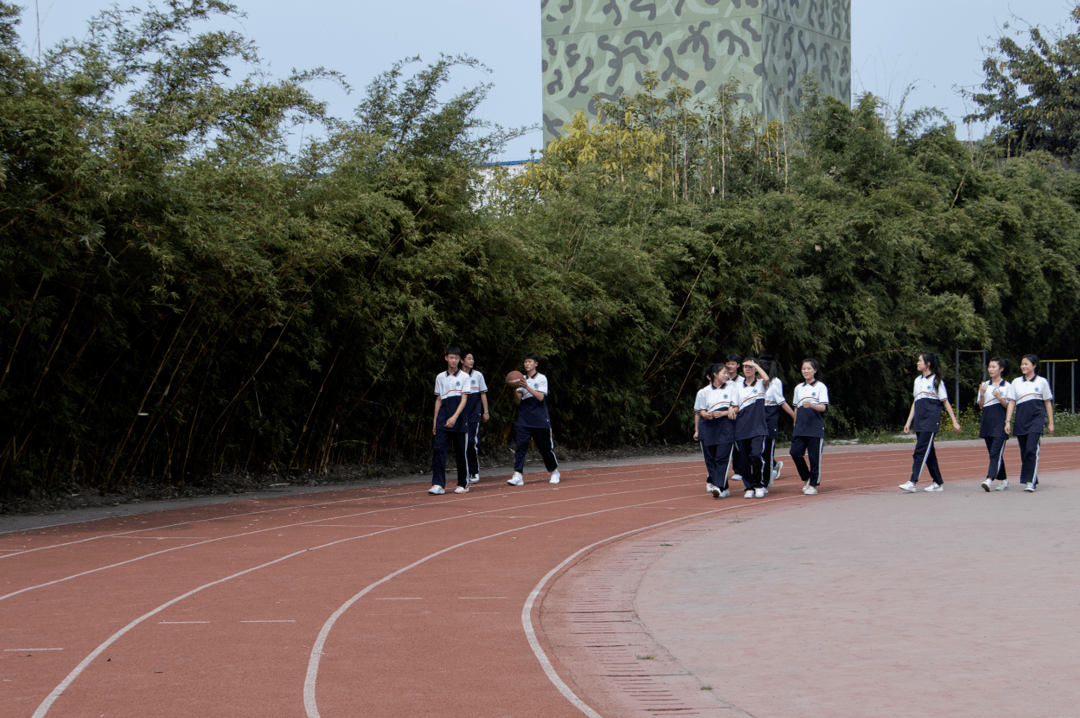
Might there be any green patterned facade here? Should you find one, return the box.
[542,0,851,142]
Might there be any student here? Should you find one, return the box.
[462,352,490,484]
[979,357,1016,492]
[725,354,743,485]
[735,357,772,498]
[760,356,794,486]
[789,359,829,495]
[430,346,472,495]
[694,365,738,499]
[508,353,560,486]
[1005,354,1055,492]
[899,352,961,493]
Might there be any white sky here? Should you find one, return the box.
[14,0,1078,160]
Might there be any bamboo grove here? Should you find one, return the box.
[3,2,1079,496]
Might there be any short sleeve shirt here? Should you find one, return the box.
[978,378,1016,439]
[517,372,551,428]
[763,378,787,436]
[434,369,471,432]
[792,381,829,438]
[1011,375,1053,436]
[912,374,948,433]
[734,378,767,440]
[464,370,488,423]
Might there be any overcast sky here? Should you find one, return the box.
[14,0,1077,160]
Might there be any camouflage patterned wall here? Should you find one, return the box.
[541,0,851,142]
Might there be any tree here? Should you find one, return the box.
[966,5,1080,158]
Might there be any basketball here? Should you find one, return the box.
[506,370,524,385]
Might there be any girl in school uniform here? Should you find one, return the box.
[789,359,829,495]
[979,356,1017,491]
[759,356,795,487]
[735,357,772,498]
[694,365,738,498]
[899,352,962,492]
[1005,355,1055,492]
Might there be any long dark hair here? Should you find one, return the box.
[989,356,1009,379]
[921,352,942,393]
[758,354,780,381]
[702,363,724,388]
[801,358,820,382]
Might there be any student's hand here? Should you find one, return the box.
[432,421,438,436]
[1048,419,1055,435]
[514,378,528,389]
[1004,420,1011,435]
[902,423,912,434]
[445,416,457,429]
[482,412,489,422]
[693,431,699,441]
[952,419,961,434]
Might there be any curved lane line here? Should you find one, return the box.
[29,486,710,718]
[521,484,887,717]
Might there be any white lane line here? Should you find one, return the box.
[5,648,63,651]
[239,620,296,623]
[1,478,691,603]
[0,485,430,552]
[520,483,886,718]
[106,536,215,540]
[374,597,422,601]
[458,597,508,600]
[158,621,210,625]
[31,495,658,718]
[300,492,721,718]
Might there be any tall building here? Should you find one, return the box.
[542,0,851,143]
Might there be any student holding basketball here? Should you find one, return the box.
[429,346,472,495]
[462,352,489,484]
[1005,354,1055,492]
[978,356,1016,492]
[789,359,828,495]
[899,352,961,493]
[507,353,560,486]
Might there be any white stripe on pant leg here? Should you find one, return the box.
[817,438,825,485]
[725,445,735,488]
[548,428,559,469]
[994,439,1005,479]
[1033,439,1041,485]
[915,433,934,482]
[472,423,481,474]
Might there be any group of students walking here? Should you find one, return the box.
[429,347,558,495]
[430,346,1056,498]
[693,354,829,499]
[693,350,1056,499]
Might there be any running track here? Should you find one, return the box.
[2,439,1077,717]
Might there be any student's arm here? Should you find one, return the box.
[782,402,797,420]
[1046,400,1055,434]
[1004,400,1014,435]
[978,382,987,410]
[807,402,828,413]
[942,399,961,433]
[481,392,489,421]
[445,393,468,429]
[750,361,770,387]
[902,399,916,434]
[432,396,442,435]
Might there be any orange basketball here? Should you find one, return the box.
[506,370,525,385]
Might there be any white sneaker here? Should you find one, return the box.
[743,489,755,499]
[769,462,782,486]
[428,485,445,495]
[549,470,561,484]
[715,489,730,499]
[761,487,769,495]
[924,483,944,492]
[898,481,917,492]
[1023,482,1036,492]
[981,478,993,492]
[454,485,469,494]
[469,474,479,484]
[507,472,524,486]
[732,474,743,485]
[754,487,765,499]
[803,485,818,495]
[706,482,719,495]
[994,479,1009,491]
